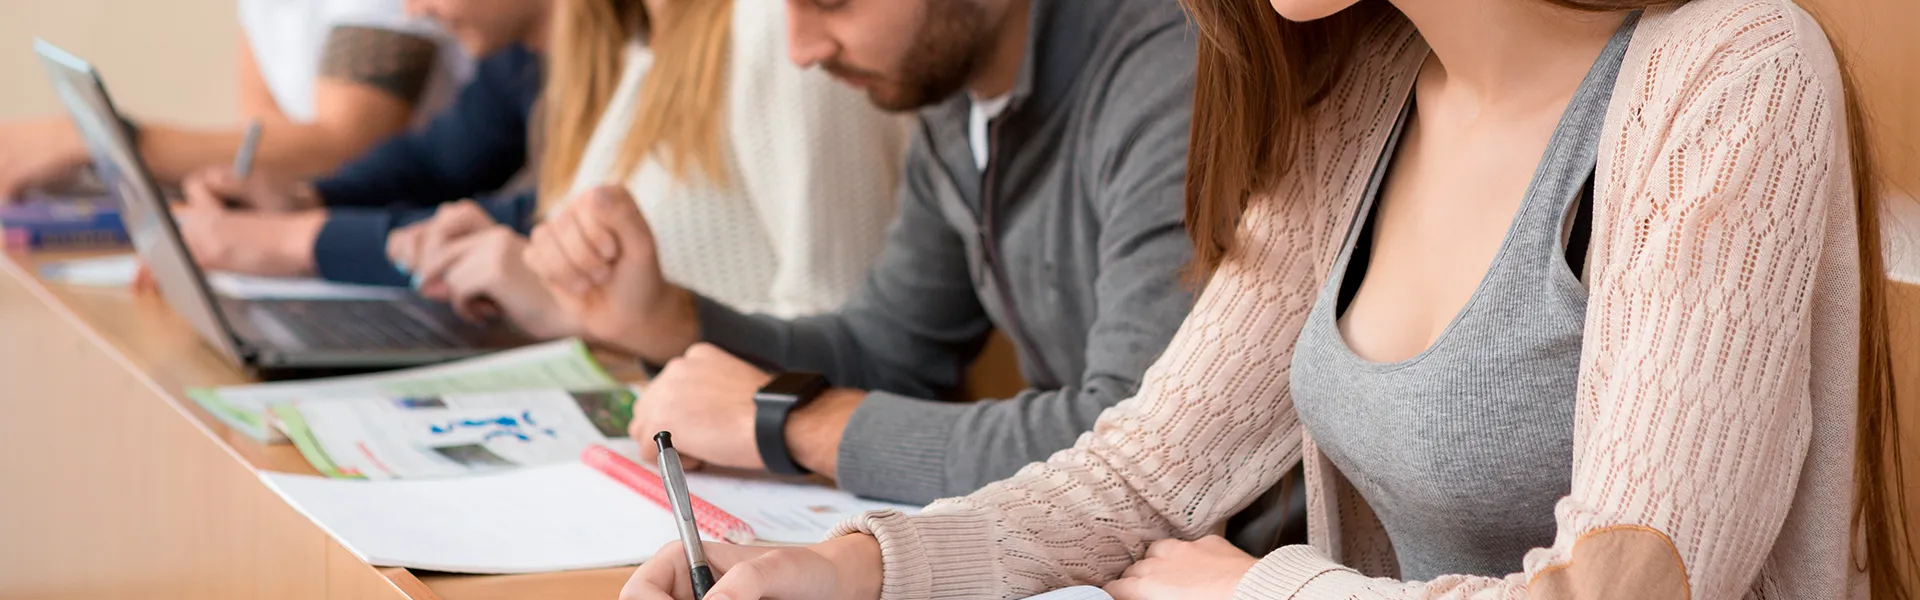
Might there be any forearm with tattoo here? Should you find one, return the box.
[318,25,440,105]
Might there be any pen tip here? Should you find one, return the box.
[654,431,673,449]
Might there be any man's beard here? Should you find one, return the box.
[823,0,994,112]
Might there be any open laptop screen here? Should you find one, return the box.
[35,39,246,364]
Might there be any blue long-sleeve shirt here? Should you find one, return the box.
[310,44,542,286]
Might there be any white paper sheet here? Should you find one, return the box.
[205,272,410,300]
[261,463,680,574]
[1021,587,1115,600]
[681,469,918,544]
[37,253,138,286]
[261,459,924,574]
[34,253,410,299]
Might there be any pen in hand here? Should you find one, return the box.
[233,120,263,180]
[656,432,717,599]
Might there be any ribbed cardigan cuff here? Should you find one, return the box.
[1236,545,1357,598]
[829,508,1003,600]
[833,390,966,504]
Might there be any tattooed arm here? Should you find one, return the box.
[0,27,439,197]
[131,26,440,182]
[316,25,440,109]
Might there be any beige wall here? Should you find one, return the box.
[1803,0,1919,198]
[0,0,240,126]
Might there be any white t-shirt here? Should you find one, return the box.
[968,93,1013,171]
[237,0,470,125]
[559,5,908,318]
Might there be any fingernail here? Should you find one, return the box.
[410,273,424,289]
[392,259,411,276]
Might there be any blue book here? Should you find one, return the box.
[1,194,127,251]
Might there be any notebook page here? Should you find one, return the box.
[1020,586,1114,600]
[681,470,920,544]
[590,440,921,544]
[261,462,682,574]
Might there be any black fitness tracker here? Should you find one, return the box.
[754,372,830,476]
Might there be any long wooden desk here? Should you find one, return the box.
[0,251,632,599]
[8,216,1920,596]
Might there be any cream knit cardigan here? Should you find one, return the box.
[833,0,1868,597]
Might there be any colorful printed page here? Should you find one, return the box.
[189,339,619,442]
[277,389,637,479]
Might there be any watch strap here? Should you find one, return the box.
[755,372,829,476]
[755,399,808,476]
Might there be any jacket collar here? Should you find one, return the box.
[924,0,1107,129]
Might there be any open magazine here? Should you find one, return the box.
[188,339,620,442]
[274,388,638,479]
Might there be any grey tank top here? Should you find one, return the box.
[1289,15,1637,581]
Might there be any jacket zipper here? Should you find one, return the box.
[977,115,1062,385]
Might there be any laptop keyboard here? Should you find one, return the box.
[271,301,459,350]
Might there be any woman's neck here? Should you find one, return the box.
[1390,0,1630,108]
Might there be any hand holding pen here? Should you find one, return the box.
[627,432,883,600]
[655,432,718,598]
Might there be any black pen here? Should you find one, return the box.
[655,432,716,599]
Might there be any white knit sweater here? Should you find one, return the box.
[834,0,1871,597]
[561,4,908,318]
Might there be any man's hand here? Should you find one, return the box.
[0,117,89,201]
[631,344,863,477]
[172,191,324,277]
[181,166,323,212]
[412,225,583,339]
[1102,536,1257,600]
[619,534,884,600]
[388,200,497,278]
[631,344,776,470]
[524,185,698,361]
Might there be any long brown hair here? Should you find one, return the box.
[537,0,735,214]
[1178,0,1912,595]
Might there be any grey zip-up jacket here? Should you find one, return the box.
[692,0,1196,504]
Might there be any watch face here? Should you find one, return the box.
[759,372,829,398]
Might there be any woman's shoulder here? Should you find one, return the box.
[1631,0,1845,93]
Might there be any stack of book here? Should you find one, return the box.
[1,194,126,251]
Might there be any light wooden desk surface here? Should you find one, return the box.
[7,237,1920,597]
[0,250,633,600]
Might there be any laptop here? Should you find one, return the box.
[35,39,533,378]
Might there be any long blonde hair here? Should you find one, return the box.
[537,0,735,214]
